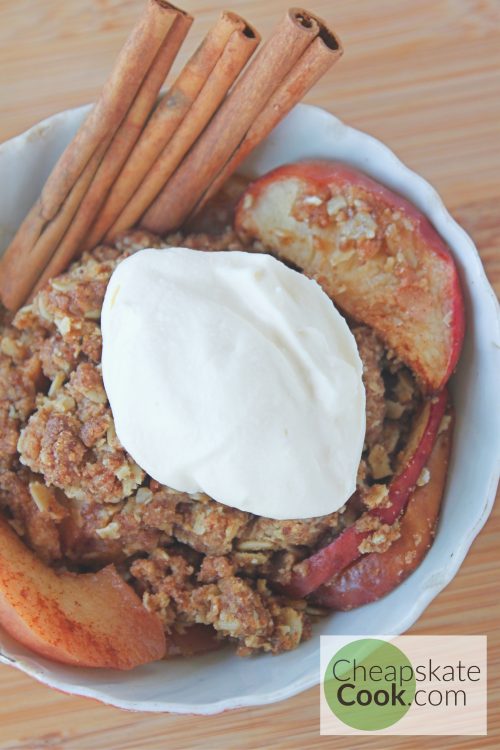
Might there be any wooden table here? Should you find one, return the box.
[0,1,499,748]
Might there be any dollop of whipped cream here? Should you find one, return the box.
[101,247,365,520]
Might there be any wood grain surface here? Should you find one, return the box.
[0,1,499,748]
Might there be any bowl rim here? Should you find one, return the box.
[0,102,499,714]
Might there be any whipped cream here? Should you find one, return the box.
[101,247,365,520]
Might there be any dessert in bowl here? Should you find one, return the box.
[0,102,499,713]
[0,2,499,714]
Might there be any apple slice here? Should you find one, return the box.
[235,161,465,391]
[0,516,166,669]
[312,412,452,609]
[277,389,448,599]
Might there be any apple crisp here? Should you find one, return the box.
[0,229,421,657]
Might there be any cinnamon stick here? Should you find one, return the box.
[0,0,187,311]
[102,17,259,242]
[141,9,320,234]
[31,10,193,297]
[192,22,342,217]
[85,12,258,250]
[24,142,109,294]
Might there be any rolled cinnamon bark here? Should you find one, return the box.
[141,8,320,234]
[24,142,109,296]
[103,18,260,242]
[0,0,187,311]
[192,22,342,217]
[32,10,192,296]
[85,12,257,249]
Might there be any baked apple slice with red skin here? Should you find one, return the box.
[312,411,452,609]
[0,516,166,669]
[278,389,448,599]
[235,161,465,392]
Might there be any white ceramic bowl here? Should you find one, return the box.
[0,104,499,714]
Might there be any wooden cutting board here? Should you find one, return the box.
[0,1,498,748]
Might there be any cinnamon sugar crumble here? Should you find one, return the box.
[416,467,431,487]
[0,225,421,657]
[357,520,401,554]
[361,484,390,511]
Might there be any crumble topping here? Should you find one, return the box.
[0,226,421,657]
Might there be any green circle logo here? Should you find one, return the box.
[324,638,416,731]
